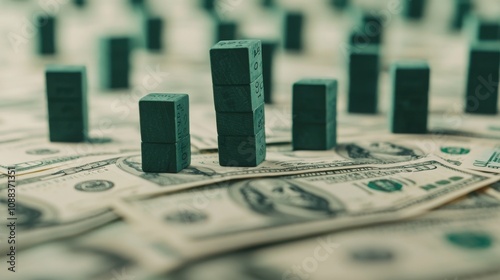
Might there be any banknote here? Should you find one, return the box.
[113,157,498,268]
[162,208,500,280]
[0,221,175,280]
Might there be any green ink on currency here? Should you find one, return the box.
[446,232,493,250]
[367,179,403,192]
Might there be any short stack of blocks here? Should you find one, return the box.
[139,93,191,173]
[210,40,266,167]
[45,65,88,142]
[99,37,131,89]
[292,79,338,150]
[390,61,430,134]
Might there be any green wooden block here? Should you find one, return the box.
[213,74,264,112]
[37,15,56,55]
[99,37,131,89]
[391,113,428,134]
[283,12,304,51]
[292,79,337,123]
[465,43,500,114]
[348,47,380,114]
[451,0,472,30]
[47,100,86,120]
[216,21,237,43]
[139,93,190,143]
[145,17,163,51]
[210,40,262,85]
[390,61,430,134]
[352,11,383,45]
[49,119,87,142]
[330,0,349,10]
[293,121,336,150]
[216,103,265,136]
[46,65,87,100]
[218,129,266,167]
[468,16,500,41]
[141,135,191,173]
[403,0,426,20]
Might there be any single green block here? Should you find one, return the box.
[403,0,426,20]
[451,0,472,30]
[46,65,87,100]
[37,15,56,55]
[262,41,277,104]
[293,121,336,150]
[283,12,304,51]
[216,21,237,43]
[99,37,131,89]
[49,119,87,142]
[352,11,383,45]
[390,61,430,134]
[145,17,163,51]
[469,16,500,41]
[213,74,264,112]
[141,136,191,173]
[293,79,337,123]
[262,0,275,8]
[348,47,380,114]
[210,40,262,85]
[73,0,85,7]
[216,103,265,136]
[218,129,266,167]
[465,43,500,114]
[139,93,190,143]
[201,0,215,11]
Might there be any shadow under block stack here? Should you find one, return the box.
[45,65,88,142]
[292,79,337,150]
[348,46,380,114]
[99,37,131,89]
[390,61,430,134]
[210,40,266,167]
[465,43,500,115]
[139,93,191,173]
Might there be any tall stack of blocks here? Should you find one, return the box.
[45,65,88,142]
[292,79,338,150]
[139,93,191,173]
[210,40,266,167]
[390,61,430,134]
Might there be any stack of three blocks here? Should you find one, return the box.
[210,40,266,167]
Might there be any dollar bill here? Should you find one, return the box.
[113,157,498,268]
[163,208,500,280]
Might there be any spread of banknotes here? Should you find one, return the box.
[2,0,500,280]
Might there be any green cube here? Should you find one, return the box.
[293,79,337,123]
[216,103,265,136]
[218,129,266,167]
[47,100,86,120]
[145,17,163,51]
[139,93,190,143]
[141,135,191,173]
[49,119,87,142]
[46,65,87,100]
[293,121,336,150]
[213,74,264,112]
[283,12,304,51]
[210,40,262,85]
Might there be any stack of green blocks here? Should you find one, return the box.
[348,46,380,114]
[465,43,500,114]
[210,40,266,167]
[37,15,56,55]
[99,37,131,89]
[45,65,88,142]
[139,93,191,173]
[292,79,337,150]
[390,61,430,134]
